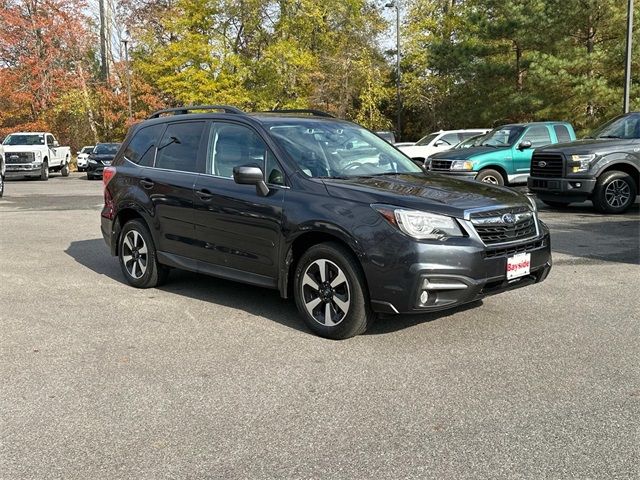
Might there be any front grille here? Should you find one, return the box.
[430,159,452,170]
[485,238,545,258]
[5,152,35,164]
[531,152,564,178]
[470,206,538,245]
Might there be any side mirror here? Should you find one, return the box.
[233,165,269,196]
[53,140,60,147]
[518,140,532,150]
[433,140,444,147]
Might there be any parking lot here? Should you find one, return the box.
[1,174,638,479]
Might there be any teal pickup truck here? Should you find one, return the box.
[426,122,576,185]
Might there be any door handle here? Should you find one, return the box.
[195,189,215,201]
[140,178,154,189]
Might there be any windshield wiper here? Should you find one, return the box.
[598,135,621,139]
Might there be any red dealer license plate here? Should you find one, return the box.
[507,253,531,280]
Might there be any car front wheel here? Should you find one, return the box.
[40,161,49,181]
[118,219,169,288]
[592,171,637,214]
[294,242,376,339]
[476,168,505,186]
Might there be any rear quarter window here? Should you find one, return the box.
[123,124,165,166]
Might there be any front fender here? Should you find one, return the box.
[594,153,640,177]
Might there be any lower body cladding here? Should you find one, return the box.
[5,163,42,178]
[365,227,552,315]
[528,176,596,203]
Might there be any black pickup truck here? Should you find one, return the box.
[528,112,640,213]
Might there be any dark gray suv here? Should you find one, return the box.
[101,106,552,339]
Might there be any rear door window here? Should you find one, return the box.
[521,126,552,147]
[439,133,459,145]
[553,125,572,143]
[154,122,205,173]
[124,124,165,166]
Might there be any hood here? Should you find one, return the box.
[536,138,638,155]
[398,145,436,156]
[429,145,510,160]
[89,153,117,161]
[2,145,46,153]
[322,173,527,219]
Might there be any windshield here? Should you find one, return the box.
[455,134,485,149]
[3,134,45,146]
[591,113,640,139]
[415,133,439,146]
[267,120,422,179]
[94,144,120,154]
[81,146,94,153]
[481,126,525,147]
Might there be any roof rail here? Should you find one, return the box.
[266,109,335,118]
[147,105,244,119]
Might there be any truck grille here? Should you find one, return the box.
[5,152,35,164]
[470,206,538,245]
[530,152,564,178]
[430,159,452,171]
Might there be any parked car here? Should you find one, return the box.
[2,132,71,180]
[87,143,121,180]
[397,129,490,166]
[0,145,5,197]
[529,112,639,213]
[100,106,551,339]
[375,131,396,144]
[76,145,95,172]
[426,122,576,185]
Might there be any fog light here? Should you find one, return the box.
[420,291,429,304]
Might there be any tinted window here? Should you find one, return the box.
[521,126,552,147]
[593,113,640,139]
[553,125,571,143]
[208,123,275,179]
[481,126,525,147]
[154,122,204,173]
[415,133,439,146]
[124,124,165,166]
[47,135,55,145]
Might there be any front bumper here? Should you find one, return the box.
[77,158,88,168]
[528,176,596,201]
[366,223,552,315]
[429,169,477,178]
[5,163,42,178]
[87,163,105,176]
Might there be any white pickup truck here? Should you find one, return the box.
[2,132,71,181]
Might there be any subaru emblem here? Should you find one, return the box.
[502,213,516,224]
[538,161,547,168]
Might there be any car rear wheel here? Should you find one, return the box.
[294,242,376,339]
[118,219,169,288]
[40,161,49,181]
[476,168,505,186]
[592,171,637,214]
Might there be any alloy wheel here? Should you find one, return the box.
[481,175,500,185]
[301,259,351,327]
[122,230,148,279]
[604,179,631,208]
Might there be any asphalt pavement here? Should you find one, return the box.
[1,173,639,479]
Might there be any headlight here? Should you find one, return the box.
[570,154,595,173]
[373,205,464,240]
[34,150,42,160]
[88,158,97,164]
[451,160,474,171]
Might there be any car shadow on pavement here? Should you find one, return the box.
[539,203,640,265]
[65,238,479,336]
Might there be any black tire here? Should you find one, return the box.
[40,161,49,181]
[118,219,169,288]
[61,160,70,177]
[0,175,4,198]
[294,242,376,339]
[476,168,505,186]
[542,200,571,208]
[592,171,637,214]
